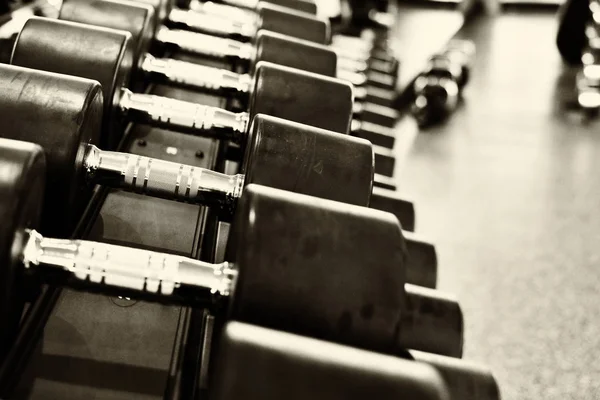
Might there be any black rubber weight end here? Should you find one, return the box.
[249,61,353,134]
[0,64,103,237]
[254,30,337,77]
[11,17,134,150]
[227,184,408,354]
[59,0,156,87]
[257,2,329,44]
[0,139,45,362]
[244,114,373,206]
[210,322,451,400]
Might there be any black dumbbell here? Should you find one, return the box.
[411,69,460,128]
[0,139,463,360]
[404,349,501,400]
[440,40,475,89]
[557,0,591,64]
[410,44,475,128]
[0,64,430,286]
[168,1,327,43]
[209,314,500,400]
[126,0,328,44]
[11,17,352,150]
[210,322,452,400]
[191,0,318,16]
[212,322,501,400]
[59,0,399,130]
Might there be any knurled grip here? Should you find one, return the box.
[222,0,259,9]
[23,230,235,296]
[142,54,252,93]
[84,145,245,211]
[191,1,256,23]
[156,27,254,61]
[169,8,256,38]
[119,89,249,140]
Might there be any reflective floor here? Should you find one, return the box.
[399,11,600,399]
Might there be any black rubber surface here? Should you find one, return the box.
[0,65,102,237]
[227,184,408,354]
[12,17,134,150]
[0,140,45,364]
[243,114,374,207]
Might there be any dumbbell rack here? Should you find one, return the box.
[0,3,475,399]
[0,44,235,397]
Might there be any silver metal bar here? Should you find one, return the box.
[83,144,244,212]
[337,57,368,73]
[141,54,252,94]
[221,0,259,10]
[155,26,254,61]
[118,88,249,141]
[190,1,256,24]
[22,230,236,296]
[337,68,367,87]
[168,8,256,39]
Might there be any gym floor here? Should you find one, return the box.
[398,9,600,400]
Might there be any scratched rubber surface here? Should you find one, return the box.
[11,55,225,399]
[399,11,600,400]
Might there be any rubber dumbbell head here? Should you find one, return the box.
[210,322,451,400]
[0,139,46,361]
[409,350,501,400]
[141,0,328,43]
[556,0,590,64]
[412,74,459,128]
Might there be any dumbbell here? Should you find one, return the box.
[214,322,501,400]
[168,1,328,43]
[210,322,451,400]
[411,74,459,128]
[410,42,475,128]
[0,64,429,286]
[191,0,318,16]
[0,139,463,360]
[134,0,329,44]
[12,17,352,149]
[58,0,399,130]
[557,0,591,64]
[440,40,475,89]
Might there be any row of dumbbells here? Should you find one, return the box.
[556,0,600,109]
[576,0,600,110]
[411,39,475,128]
[0,0,497,399]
